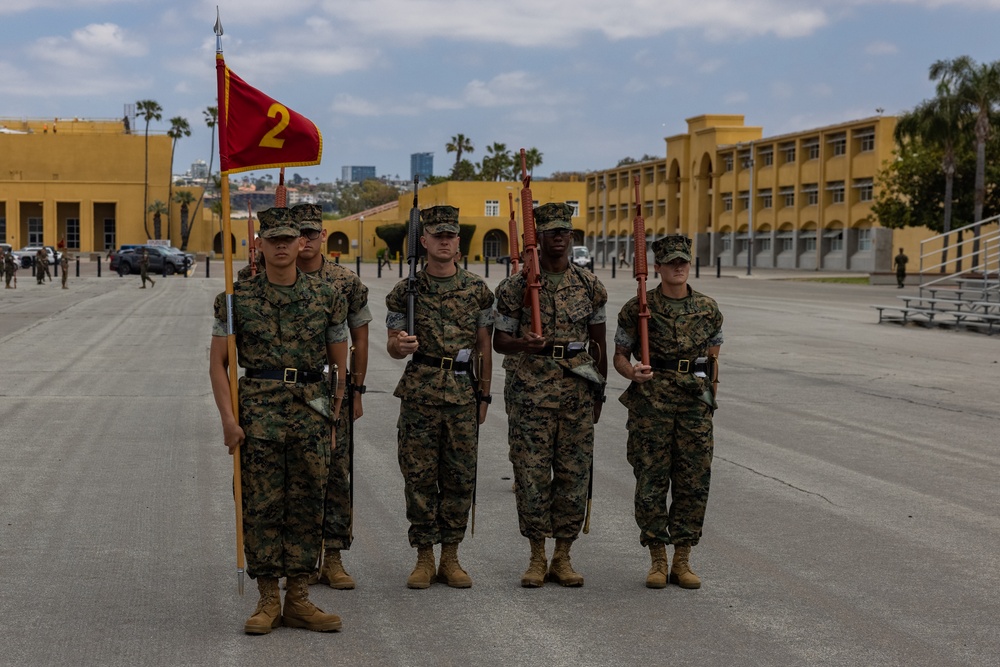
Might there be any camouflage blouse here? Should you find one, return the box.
[310,256,372,330]
[386,268,494,406]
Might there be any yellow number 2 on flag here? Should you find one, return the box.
[259,103,290,149]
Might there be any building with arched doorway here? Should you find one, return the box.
[585,113,912,273]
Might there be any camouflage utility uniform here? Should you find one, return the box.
[3,253,15,288]
[494,264,607,541]
[35,250,47,285]
[616,286,723,549]
[140,251,155,288]
[60,254,69,289]
[312,255,371,552]
[212,272,348,579]
[386,268,494,548]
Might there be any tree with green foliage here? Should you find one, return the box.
[458,224,476,256]
[376,223,407,257]
[167,116,191,241]
[335,179,400,216]
[446,134,475,170]
[480,142,514,181]
[522,147,544,177]
[173,190,197,250]
[137,99,163,239]
[449,159,477,181]
[147,200,168,240]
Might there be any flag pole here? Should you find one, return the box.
[215,9,245,597]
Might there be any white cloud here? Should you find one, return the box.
[462,72,542,107]
[865,40,898,55]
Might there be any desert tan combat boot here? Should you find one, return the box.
[437,542,473,588]
[244,577,281,635]
[547,538,584,587]
[282,575,342,632]
[646,543,668,589]
[319,549,356,590]
[669,545,701,589]
[521,538,547,588]
[406,545,437,589]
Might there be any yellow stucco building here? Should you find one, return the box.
[0,117,210,255]
[586,114,908,272]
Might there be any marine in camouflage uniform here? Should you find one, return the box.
[3,251,16,288]
[292,203,373,590]
[613,234,722,590]
[35,248,48,285]
[139,249,155,288]
[209,207,348,635]
[386,205,494,589]
[494,202,608,588]
[60,253,69,289]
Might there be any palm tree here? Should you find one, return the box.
[523,147,544,178]
[446,134,474,168]
[147,200,168,240]
[173,190,197,248]
[166,116,191,242]
[185,107,218,251]
[894,92,963,270]
[481,142,513,181]
[931,56,1000,262]
[136,99,163,239]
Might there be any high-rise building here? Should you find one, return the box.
[410,152,433,182]
[341,166,376,183]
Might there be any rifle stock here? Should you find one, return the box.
[519,149,542,336]
[507,193,520,274]
[632,177,650,366]
[406,177,420,335]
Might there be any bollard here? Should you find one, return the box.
[377,260,382,279]
[716,257,721,278]
[54,258,59,278]
[335,255,340,265]
[695,257,700,279]
[162,261,167,278]
[463,256,468,271]
[398,253,403,278]
[505,260,510,278]
[484,257,489,278]
[356,257,361,276]
[611,257,616,280]
[206,256,210,278]
[97,257,102,278]
[75,256,80,277]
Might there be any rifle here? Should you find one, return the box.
[507,193,520,274]
[406,176,420,335]
[519,149,542,336]
[346,345,356,541]
[247,202,257,277]
[470,354,484,537]
[632,176,651,366]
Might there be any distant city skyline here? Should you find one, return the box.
[3,1,1000,184]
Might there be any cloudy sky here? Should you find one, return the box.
[2,0,1000,183]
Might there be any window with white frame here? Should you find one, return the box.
[0,216,6,242]
[853,178,874,202]
[724,155,734,172]
[566,200,580,217]
[780,186,795,208]
[802,233,817,252]
[759,147,774,167]
[855,127,875,152]
[103,218,116,250]
[722,193,733,211]
[737,150,751,168]
[804,138,820,160]
[781,237,794,252]
[829,230,844,251]
[781,142,796,163]
[738,191,750,210]
[722,236,732,251]
[760,189,773,209]
[802,183,819,206]
[829,133,847,156]
[760,236,772,251]
[857,228,872,251]
[28,217,43,245]
[827,181,846,204]
[485,199,500,216]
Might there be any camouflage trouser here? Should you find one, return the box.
[508,383,594,540]
[626,400,714,548]
[323,405,352,550]
[4,270,12,287]
[141,267,154,287]
[240,431,329,579]
[397,401,478,547]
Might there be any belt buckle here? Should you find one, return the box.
[552,345,565,359]
[283,368,298,384]
[440,357,454,371]
[677,359,690,373]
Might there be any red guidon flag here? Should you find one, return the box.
[216,54,322,174]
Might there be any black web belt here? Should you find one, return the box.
[245,368,326,384]
[412,352,471,372]
[530,343,585,360]
[650,357,709,374]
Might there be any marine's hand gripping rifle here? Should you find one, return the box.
[508,193,520,274]
[406,177,420,335]
[519,149,542,336]
[247,202,258,277]
[632,176,651,366]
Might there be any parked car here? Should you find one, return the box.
[13,245,60,269]
[571,245,593,269]
[111,245,193,276]
[0,243,12,258]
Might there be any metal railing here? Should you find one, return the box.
[918,214,1000,296]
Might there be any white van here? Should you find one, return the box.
[571,245,592,268]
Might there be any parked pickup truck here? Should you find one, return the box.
[110,245,194,276]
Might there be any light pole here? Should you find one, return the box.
[600,174,608,268]
[743,143,754,276]
[359,215,364,262]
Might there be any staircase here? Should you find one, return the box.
[873,215,1000,334]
